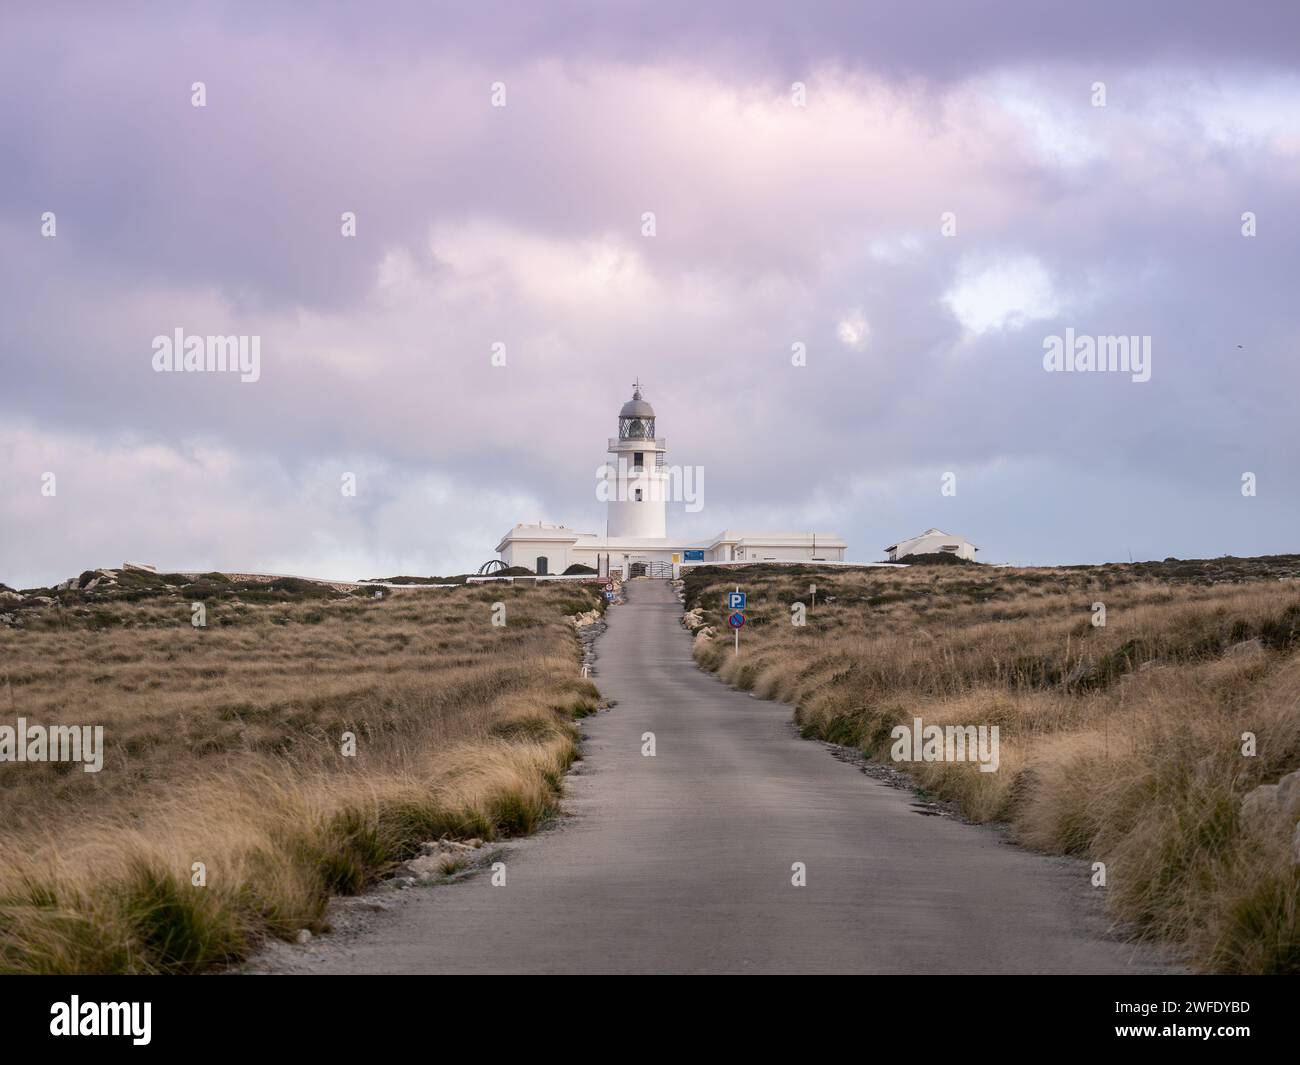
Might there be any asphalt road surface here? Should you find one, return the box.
[287,578,1163,974]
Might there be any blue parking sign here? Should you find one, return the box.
[728,591,746,610]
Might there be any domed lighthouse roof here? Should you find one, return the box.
[619,388,656,420]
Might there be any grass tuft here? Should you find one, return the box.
[687,559,1300,973]
[0,582,603,974]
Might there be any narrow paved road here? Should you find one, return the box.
[296,579,1160,974]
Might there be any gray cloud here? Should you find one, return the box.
[2,4,1297,586]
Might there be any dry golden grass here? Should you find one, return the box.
[686,559,1300,973]
[0,582,602,973]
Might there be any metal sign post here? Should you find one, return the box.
[727,586,746,655]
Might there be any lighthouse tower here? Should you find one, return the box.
[605,382,668,538]
[493,381,850,573]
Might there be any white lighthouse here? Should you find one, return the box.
[493,382,848,577]
[603,382,668,539]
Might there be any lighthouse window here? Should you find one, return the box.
[620,416,654,440]
[634,451,644,469]
[634,488,643,501]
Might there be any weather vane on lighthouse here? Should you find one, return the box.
[632,376,642,398]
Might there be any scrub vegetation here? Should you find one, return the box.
[0,578,602,974]
[685,556,1300,974]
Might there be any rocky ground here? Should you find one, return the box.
[0,566,372,628]
[570,577,622,678]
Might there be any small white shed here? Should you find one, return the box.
[884,528,979,562]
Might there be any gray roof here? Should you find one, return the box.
[619,388,655,419]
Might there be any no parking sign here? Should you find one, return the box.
[727,587,746,655]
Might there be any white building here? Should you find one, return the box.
[884,528,978,562]
[495,386,847,577]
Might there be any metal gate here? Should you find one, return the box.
[628,560,673,579]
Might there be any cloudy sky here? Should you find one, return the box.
[2,1,1298,586]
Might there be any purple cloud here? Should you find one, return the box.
[2,3,1298,585]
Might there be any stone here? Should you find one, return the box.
[1224,638,1265,660]
[1277,771,1300,820]
[1240,784,1279,824]
[404,855,444,879]
[333,896,390,913]
[406,845,480,878]
[1064,660,1095,686]
[418,838,473,856]
[295,928,312,944]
